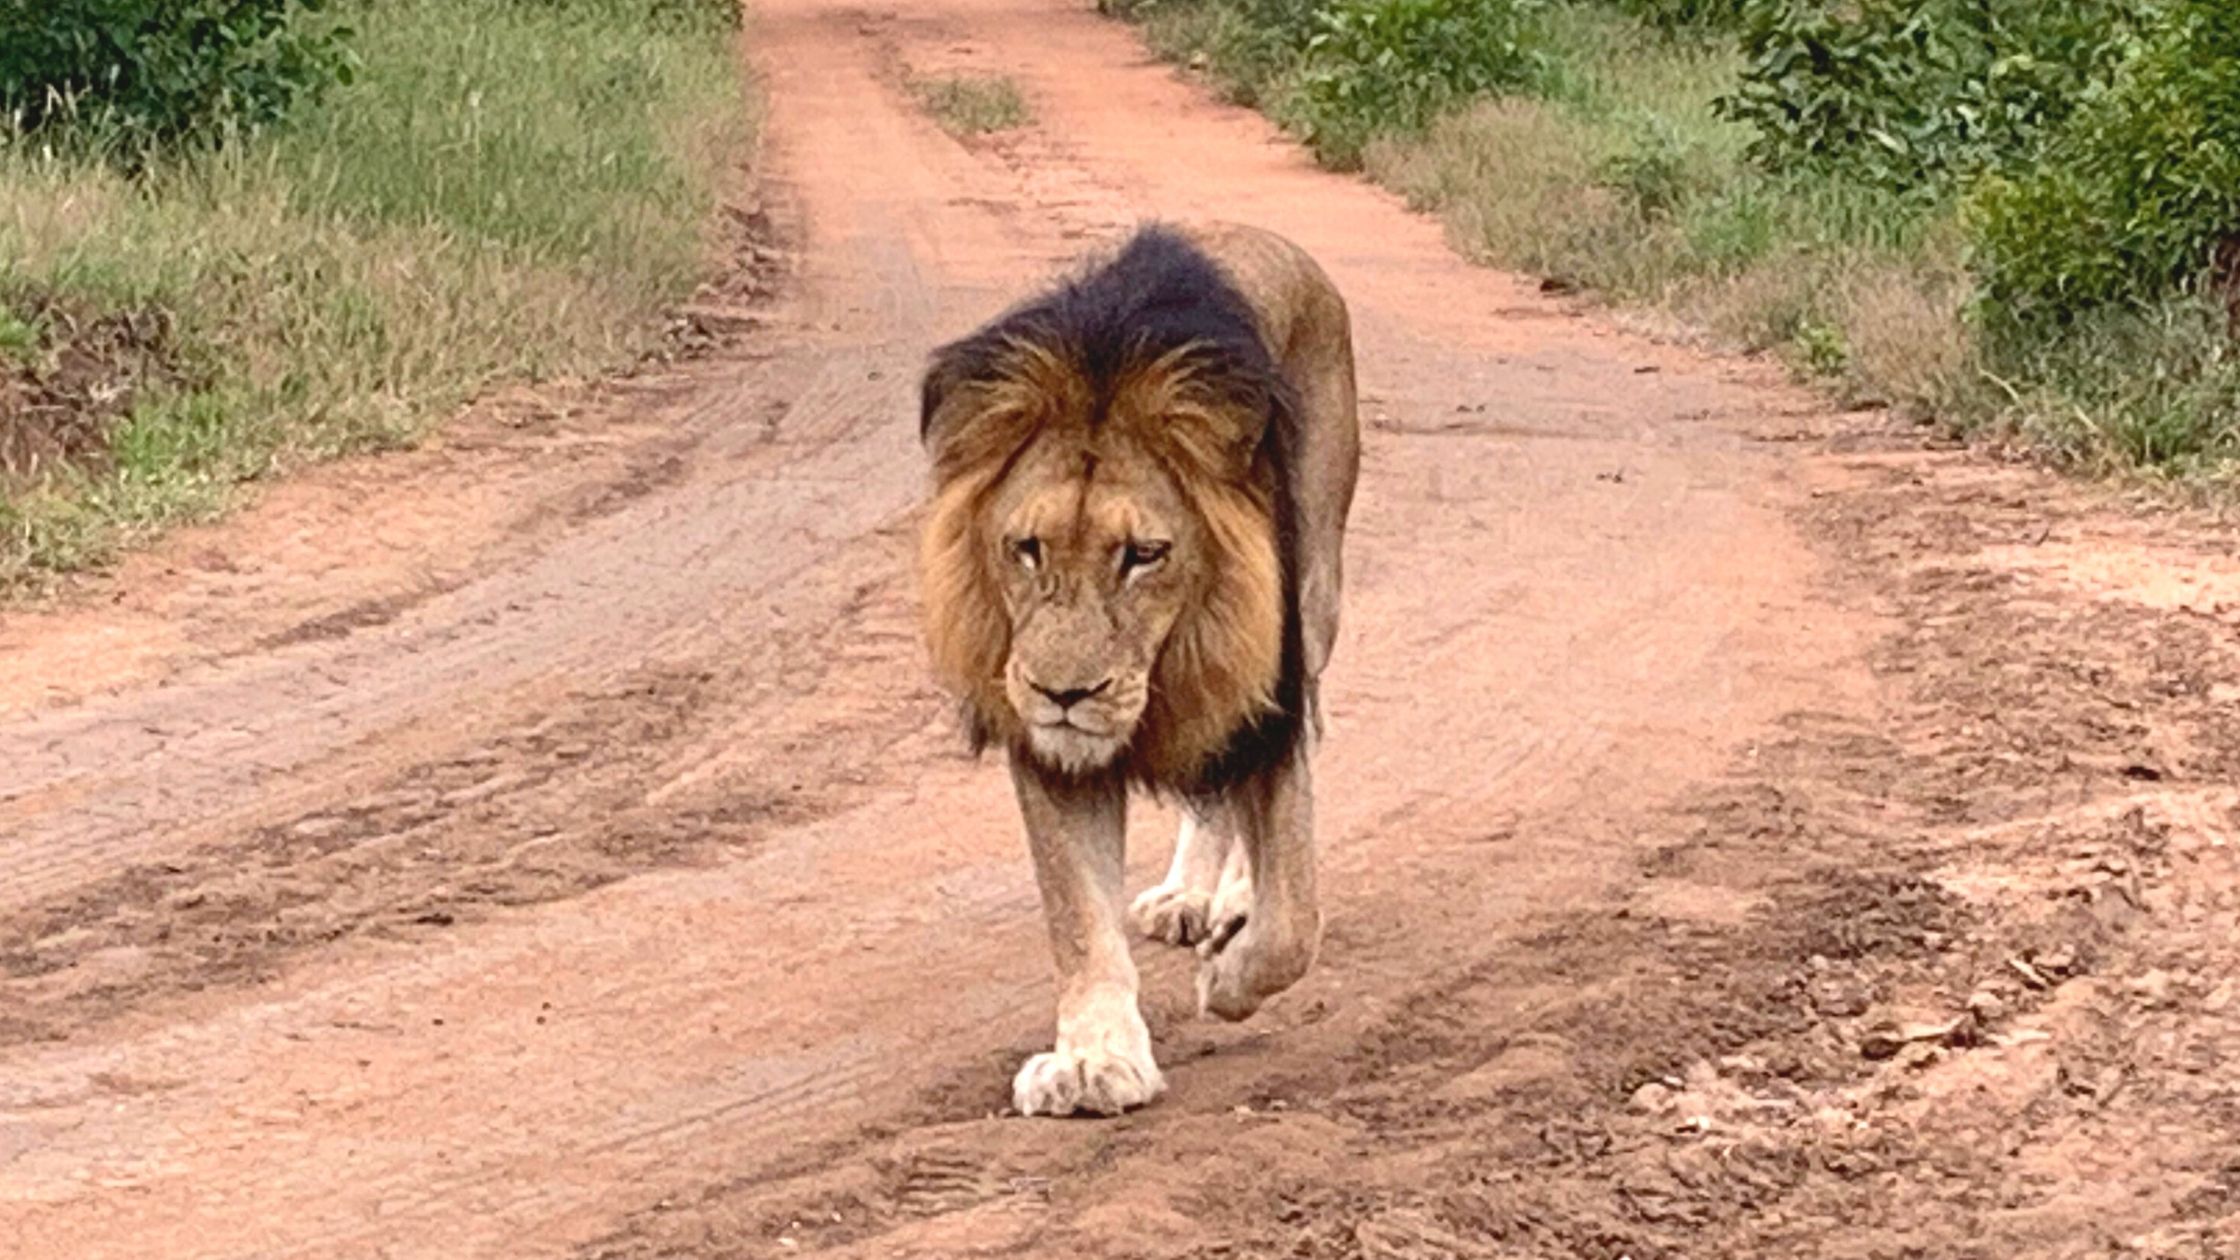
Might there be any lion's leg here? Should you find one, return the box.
[1128,802,1233,946]
[1009,759,1165,1117]
[1197,740,1320,1022]
[1289,298,1361,689]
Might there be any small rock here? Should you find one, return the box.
[1630,1082,1676,1114]
[290,815,349,841]
[1859,1025,1906,1061]
[1809,973,1873,1018]
[33,926,101,955]
[2128,969,2175,1007]
[1860,1017,1966,1061]
[1895,1041,1943,1069]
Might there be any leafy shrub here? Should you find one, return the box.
[0,0,354,148]
[1290,0,1548,168]
[1721,0,2146,190]
[1969,0,2240,334]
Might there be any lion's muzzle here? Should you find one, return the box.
[1009,663,1147,773]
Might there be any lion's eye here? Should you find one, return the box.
[1010,537,1043,572]
[1119,539,1171,577]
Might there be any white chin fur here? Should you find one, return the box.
[1027,724,1124,775]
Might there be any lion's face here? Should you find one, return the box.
[985,438,1205,773]
[919,231,1299,790]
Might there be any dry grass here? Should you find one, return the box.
[1835,262,1975,419]
[1363,39,1978,417]
[1370,99,1603,282]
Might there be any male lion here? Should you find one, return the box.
[917,222,1360,1116]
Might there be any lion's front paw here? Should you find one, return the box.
[1129,881,1214,946]
[1195,910,1316,1023]
[1012,1044,1165,1117]
[1014,995,1165,1117]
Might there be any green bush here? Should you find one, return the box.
[1291,0,1547,167]
[1970,0,2240,333]
[0,0,354,148]
[1721,0,2145,190]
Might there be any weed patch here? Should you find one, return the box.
[909,74,1030,137]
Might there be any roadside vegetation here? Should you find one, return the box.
[910,73,1032,137]
[0,0,753,588]
[1113,0,2240,486]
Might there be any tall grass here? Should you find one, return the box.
[0,0,753,587]
[1366,15,1969,401]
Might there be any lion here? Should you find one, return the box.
[917,221,1360,1117]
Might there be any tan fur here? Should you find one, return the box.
[1130,460,1281,782]
[917,221,1359,1117]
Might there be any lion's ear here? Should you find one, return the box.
[919,338,982,454]
[922,331,1078,478]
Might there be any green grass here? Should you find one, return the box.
[1119,0,2240,484]
[0,305,35,362]
[0,0,753,589]
[909,73,1031,137]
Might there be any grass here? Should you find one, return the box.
[909,73,1031,137]
[1118,0,2240,485]
[0,0,754,588]
[0,305,37,361]
[1355,9,1977,406]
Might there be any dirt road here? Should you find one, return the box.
[4,0,2237,1256]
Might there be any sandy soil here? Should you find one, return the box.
[2,0,2235,1256]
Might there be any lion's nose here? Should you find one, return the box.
[1032,678,1112,710]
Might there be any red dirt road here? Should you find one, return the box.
[4,0,2238,1257]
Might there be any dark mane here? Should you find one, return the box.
[919,225,1308,796]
